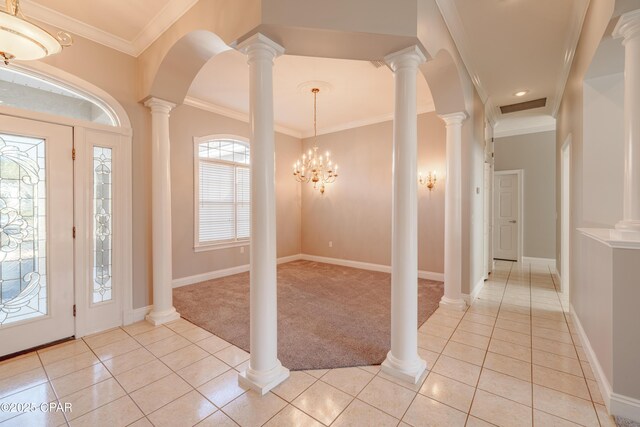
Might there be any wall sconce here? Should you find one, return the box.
[419,171,437,191]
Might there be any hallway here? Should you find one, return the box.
[0,260,613,426]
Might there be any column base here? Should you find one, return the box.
[381,351,427,384]
[145,307,180,326]
[239,361,290,395]
[439,296,467,311]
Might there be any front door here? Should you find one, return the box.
[0,115,74,357]
[494,172,519,261]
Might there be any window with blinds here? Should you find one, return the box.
[195,138,250,247]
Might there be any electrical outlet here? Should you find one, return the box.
[329,241,333,248]
[240,246,245,254]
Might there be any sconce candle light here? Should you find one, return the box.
[419,171,437,191]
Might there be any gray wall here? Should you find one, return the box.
[495,131,557,259]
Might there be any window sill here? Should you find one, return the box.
[194,241,250,252]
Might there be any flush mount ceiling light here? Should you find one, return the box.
[514,90,529,97]
[0,0,72,65]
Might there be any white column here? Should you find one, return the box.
[441,112,468,310]
[381,45,427,384]
[144,97,180,326]
[614,9,640,234]
[236,33,289,395]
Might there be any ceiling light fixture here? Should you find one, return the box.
[293,88,339,194]
[0,0,72,65]
[514,90,529,97]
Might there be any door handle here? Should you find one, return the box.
[509,220,517,223]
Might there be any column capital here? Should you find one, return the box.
[439,112,468,126]
[236,33,285,59]
[384,45,427,72]
[144,97,176,114]
[613,9,640,43]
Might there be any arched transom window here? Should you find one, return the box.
[195,137,250,249]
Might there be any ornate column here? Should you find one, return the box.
[382,45,427,384]
[614,9,640,234]
[441,112,468,310]
[144,97,180,325]
[236,33,289,394]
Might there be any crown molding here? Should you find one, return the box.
[19,0,198,57]
[435,0,490,104]
[300,103,436,139]
[183,97,303,139]
[184,96,435,141]
[130,0,199,55]
[550,0,590,117]
[493,123,556,138]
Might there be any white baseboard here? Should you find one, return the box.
[611,393,640,423]
[570,305,614,412]
[522,256,557,268]
[463,277,486,305]
[172,254,303,288]
[124,305,152,324]
[299,254,444,281]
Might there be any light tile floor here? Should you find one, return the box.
[0,260,619,426]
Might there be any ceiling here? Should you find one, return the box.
[436,0,591,134]
[187,51,434,138]
[18,0,198,55]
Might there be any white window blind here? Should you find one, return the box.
[196,139,250,246]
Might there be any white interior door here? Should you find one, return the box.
[494,172,520,261]
[0,115,74,357]
[561,139,571,295]
[483,162,491,278]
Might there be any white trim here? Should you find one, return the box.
[494,169,524,263]
[493,123,556,138]
[300,105,435,139]
[172,254,304,288]
[550,0,590,117]
[522,257,556,268]
[20,0,198,57]
[125,305,153,324]
[570,305,614,412]
[463,277,485,305]
[300,254,445,281]
[194,241,249,253]
[184,97,302,139]
[611,394,640,423]
[578,228,640,250]
[184,96,436,140]
[172,253,445,288]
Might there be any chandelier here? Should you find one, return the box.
[293,88,339,194]
[0,0,72,65]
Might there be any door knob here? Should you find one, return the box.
[509,220,517,223]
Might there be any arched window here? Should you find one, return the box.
[194,136,250,249]
[0,66,118,126]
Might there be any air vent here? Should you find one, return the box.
[369,60,386,68]
[500,98,547,114]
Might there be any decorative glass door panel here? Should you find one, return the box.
[0,133,47,326]
[93,147,112,304]
[0,116,74,357]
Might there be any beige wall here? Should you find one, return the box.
[170,105,302,280]
[301,112,446,274]
[495,131,557,259]
[38,26,154,309]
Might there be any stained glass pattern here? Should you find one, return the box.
[0,134,47,326]
[93,147,112,303]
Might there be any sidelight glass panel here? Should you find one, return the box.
[0,133,47,326]
[93,147,112,303]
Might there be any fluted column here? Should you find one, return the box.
[381,45,427,384]
[614,9,640,234]
[236,33,289,394]
[441,112,468,310]
[144,97,180,326]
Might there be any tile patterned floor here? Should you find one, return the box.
[0,260,619,426]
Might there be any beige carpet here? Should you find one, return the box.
[173,260,443,370]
